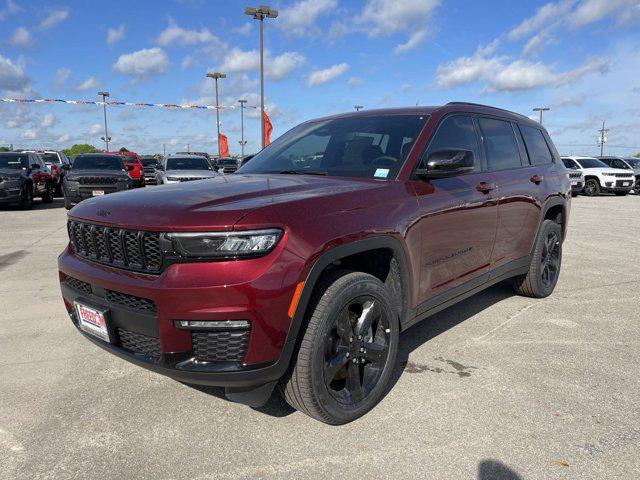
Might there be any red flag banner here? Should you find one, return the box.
[218,133,229,157]
[263,111,273,147]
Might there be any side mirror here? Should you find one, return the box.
[126,165,135,171]
[415,149,475,180]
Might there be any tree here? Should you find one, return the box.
[62,144,102,157]
[634,153,640,158]
[119,147,129,153]
[0,146,11,152]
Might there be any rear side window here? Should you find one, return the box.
[477,117,521,171]
[520,125,553,165]
[421,115,479,171]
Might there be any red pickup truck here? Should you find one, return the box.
[104,151,144,187]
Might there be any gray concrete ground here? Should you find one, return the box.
[1,195,639,480]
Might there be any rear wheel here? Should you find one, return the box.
[42,183,53,203]
[513,219,562,298]
[281,271,399,425]
[19,185,33,210]
[571,191,578,198]
[54,180,63,197]
[583,178,600,196]
[64,198,73,210]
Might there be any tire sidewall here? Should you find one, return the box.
[531,220,562,296]
[308,275,399,423]
[585,179,599,196]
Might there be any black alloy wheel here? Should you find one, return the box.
[540,231,560,289]
[583,179,599,196]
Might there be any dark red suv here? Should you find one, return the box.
[58,103,570,424]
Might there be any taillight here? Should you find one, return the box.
[51,164,58,173]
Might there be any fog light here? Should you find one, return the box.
[174,320,250,330]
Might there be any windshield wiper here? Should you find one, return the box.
[270,169,328,176]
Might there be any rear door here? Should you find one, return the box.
[414,114,498,304]
[477,117,542,273]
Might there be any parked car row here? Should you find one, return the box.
[0,151,55,209]
[561,156,639,196]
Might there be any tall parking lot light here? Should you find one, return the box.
[238,99,247,156]
[98,91,111,150]
[354,105,363,111]
[244,5,278,149]
[206,72,226,157]
[533,107,550,125]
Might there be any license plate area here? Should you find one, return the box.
[75,301,112,342]
[92,190,105,196]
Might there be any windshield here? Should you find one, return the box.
[121,154,138,164]
[72,155,124,170]
[166,157,211,170]
[561,158,580,169]
[576,158,607,169]
[41,153,59,164]
[625,158,640,168]
[238,114,429,179]
[141,157,159,166]
[218,158,237,165]
[0,154,29,170]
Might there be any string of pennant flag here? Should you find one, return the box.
[0,97,259,110]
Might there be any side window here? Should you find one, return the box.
[421,115,479,171]
[519,125,553,165]
[613,159,629,169]
[600,158,612,166]
[477,117,521,171]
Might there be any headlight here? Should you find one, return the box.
[167,229,283,259]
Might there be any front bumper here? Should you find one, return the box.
[602,179,634,192]
[570,181,583,192]
[58,240,306,388]
[0,187,21,204]
[64,184,128,203]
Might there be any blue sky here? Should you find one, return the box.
[0,0,639,156]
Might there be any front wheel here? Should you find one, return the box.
[19,185,33,210]
[513,219,562,298]
[281,271,399,425]
[583,179,600,196]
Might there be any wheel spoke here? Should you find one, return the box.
[354,300,380,336]
[346,362,364,402]
[325,347,349,382]
[335,310,352,343]
[362,342,388,364]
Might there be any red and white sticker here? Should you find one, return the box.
[75,302,110,342]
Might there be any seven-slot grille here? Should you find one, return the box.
[68,220,162,273]
[192,330,250,363]
[75,176,119,185]
[612,172,633,178]
[569,172,582,179]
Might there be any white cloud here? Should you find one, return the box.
[399,83,412,92]
[0,0,21,21]
[73,76,101,92]
[308,63,349,86]
[181,55,197,70]
[551,95,586,108]
[41,113,56,128]
[21,129,37,140]
[52,67,71,90]
[436,44,506,88]
[278,0,337,37]
[357,0,441,52]
[112,48,170,81]
[56,133,70,143]
[216,48,305,81]
[347,76,364,87]
[8,27,35,48]
[0,54,30,95]
[89,124,102,135]
[106,24,125,46]
[157,22,220,46]
[522,30,556,57]
[569,0,639,27]
[39,8,69,30]
[508,1,573,40]
[233,22,253,35]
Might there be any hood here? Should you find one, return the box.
[578,167,627,175]
[68,173,388,231]
[67,169,130,180]
[164,169,218,178]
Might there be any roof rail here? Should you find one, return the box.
[445,101,529,119]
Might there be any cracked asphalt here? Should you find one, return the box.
[1,195,639,479]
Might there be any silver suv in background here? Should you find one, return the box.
[598,156,640,194]
[562,156,634,196]
[157,155,219,184]
[560,158,584,197]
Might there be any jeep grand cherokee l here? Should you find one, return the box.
[58,103,570,424]
[562,156,634,196]
[63,154,133,209]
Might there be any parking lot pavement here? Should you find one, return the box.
[1,195,639,480]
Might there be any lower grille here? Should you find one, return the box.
[64,276,92,295]
[116,328,161,359]
[106,290,156,313]
[192,330,250,363]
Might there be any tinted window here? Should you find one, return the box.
[238,114,429,180]
[0,153,29,169]
[576,158,607,169]
[41,153,59,164]
[599,158,612,166]
[612,159,630,169]
[561,158,580,170]
[520,125,553,165]
[421,115,479,171]
[625,158,640,168]
[166,157,211,170]
[140,157,159,166]
[478,117,521,170]
[72,155,124,170]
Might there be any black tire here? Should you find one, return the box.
[513,219,562,298]
[64,198,73,210]
[19,185,34,210]
[583,178,600,197]
[571,191,578,198]
[42,183,53,203]
[614,191,627,196]
[281,271,399,425]
[54,180,63,197]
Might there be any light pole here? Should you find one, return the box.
[354,105,363,111]
[533,107,550,125]
[206,72,226,157]
[244,5,278,149]
[98,91,111,150]
[238,99,247,156]
[598,121,609,157]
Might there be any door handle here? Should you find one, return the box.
[475,182,494,194]
[530,174,543,184]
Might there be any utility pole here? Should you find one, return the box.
[245,5,278,149]
[598,121,609,157]
[533,106,550,125]
[187,143,190,153]
[98,91,111,150]
[238,99,247,156]
[163,144,166,158]
[206,72,226,157]
[354,105,363,111]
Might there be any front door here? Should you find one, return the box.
[413,114,498,305]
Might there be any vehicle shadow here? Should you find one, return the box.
[0,197,65,211]
[478,459,523,479]
[183,281,515,419]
